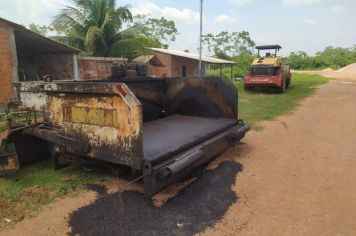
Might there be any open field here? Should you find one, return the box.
[0,73,328,230]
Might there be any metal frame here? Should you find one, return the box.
[256,45,282,57]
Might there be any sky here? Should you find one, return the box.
[0,0,355,56]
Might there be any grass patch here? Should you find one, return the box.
[0,159,103,229]
[0,115,5,133]
[0,112,44,133]
[0,124,5,133]
[237,73,329,129]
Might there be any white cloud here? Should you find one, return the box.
[282,0,319,6]
[131,2,200,23]
[214,15,236,24]
[229,0,254,6]
[330,5,346,13]
[0,0,68,25]
[302,17,316,25]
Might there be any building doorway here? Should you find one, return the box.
[182,65,187,77]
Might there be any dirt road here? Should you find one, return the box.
[1,81,356,235]
[203,80,356,236]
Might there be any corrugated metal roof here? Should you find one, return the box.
[149,48,235,65]
[0,17,81,53]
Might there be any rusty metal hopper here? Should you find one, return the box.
[2,76,249,197]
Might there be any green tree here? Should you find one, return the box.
[232,31,256,55]
[202,31,255,58]
[203,31,256,78]
[201,33,214,55]
[232,53,255,77]
[51,0,135,56]
[28,24,52,36]
[127,14,178,48]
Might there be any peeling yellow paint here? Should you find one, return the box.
[46,90,142,152]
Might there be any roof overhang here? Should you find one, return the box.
[0,17,81,54]
[148,48,235,65]
[132,55,165,67]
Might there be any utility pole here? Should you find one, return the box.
[199,0,203,77]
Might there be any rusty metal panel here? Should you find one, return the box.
[46,83,143,169]
[0,136,20,176]
[15,82,47,111]
[19,92,46,111]
[0,154,19,176]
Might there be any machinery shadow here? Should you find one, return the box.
[68,160,242,236]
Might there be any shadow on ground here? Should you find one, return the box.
[68,161,242,236]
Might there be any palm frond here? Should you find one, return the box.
[109,38,147,59]
[51,0,135,57]
[51,36,85,51]
[84,26,107,56]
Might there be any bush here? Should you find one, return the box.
[285,46,356,70]
[207,53,254,78]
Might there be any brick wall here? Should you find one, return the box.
[152,66,169,77]
[149,51,203,78]
[78,57,127,80]
[0,22,14,106]
[170,56,199,77]
[150,52,170,77]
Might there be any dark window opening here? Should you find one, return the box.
[182,66,187,77]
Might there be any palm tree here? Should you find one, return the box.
[52,0,139,57]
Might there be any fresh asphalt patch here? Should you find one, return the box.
[85,183,108,196]
[68,161,242,236]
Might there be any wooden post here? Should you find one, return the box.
[220,65,222,77]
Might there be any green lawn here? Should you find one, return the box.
[0,159,103,229]
[236,73,329,130]
[0,73,328,229]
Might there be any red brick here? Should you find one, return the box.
[0,22,14,105]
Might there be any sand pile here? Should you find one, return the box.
[337,63,356,73]
[297,63,356,81]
